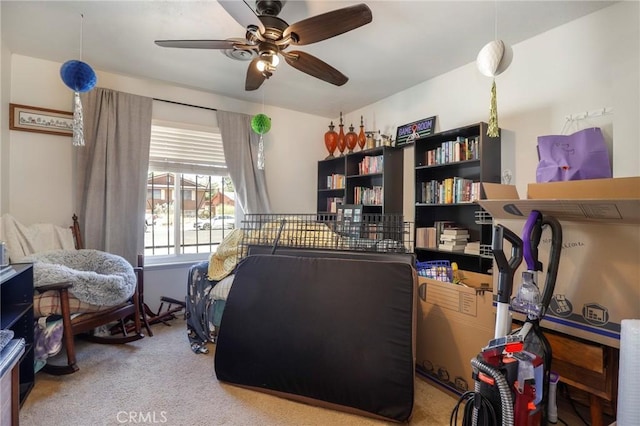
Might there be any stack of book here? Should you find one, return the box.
[464,241,481,255]
[438,227,469,252]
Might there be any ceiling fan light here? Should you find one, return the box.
[257,52,279,73]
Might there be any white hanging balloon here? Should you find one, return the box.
[476,40,513,77]
[495,42,513,76]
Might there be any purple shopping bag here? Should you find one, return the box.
[536,127,612,182]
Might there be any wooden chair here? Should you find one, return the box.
[34,215,146,375]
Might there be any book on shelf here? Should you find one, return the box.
[326,197,344,213]
[416,227,427,248]
[440,234,469,242]
[432,223,469,251]
[353,186,383,205]
[441,227,469,237]
[423,136,480,166]
[433,221,456,245]
[358,155,384,175]
[418,177,480,204]
[326,174,345,189]
[427,227,437,248]
[438,242,467,252]
[416,227,437,248]
[464,241,481,255]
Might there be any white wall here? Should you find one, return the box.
[4,55,327,226]
[2,2,637,311]
[3,56,327,310]
[350,1,639,222]
[0,5,11,215]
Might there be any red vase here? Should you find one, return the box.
[336,112,346,156]
[358,116,366,150]
[324,122,338,159]
[346,124,358,154]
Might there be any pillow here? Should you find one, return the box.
[210,274,234,301]
[34,290,104,317]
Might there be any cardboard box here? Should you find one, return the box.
[481,177,640,225]
[527,177,640,200]
[478,177,640,348]
[416,271,494,392]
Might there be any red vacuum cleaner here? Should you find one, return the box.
[451,210,562,426]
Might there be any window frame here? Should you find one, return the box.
[145,121,236,265]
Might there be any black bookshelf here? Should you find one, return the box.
[413,122,501,273]
[317,146,403,215]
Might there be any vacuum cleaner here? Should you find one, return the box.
[450,210,562,426]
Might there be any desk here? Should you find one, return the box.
[546,331,618,426]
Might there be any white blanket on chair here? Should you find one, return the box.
[1,214,75,262]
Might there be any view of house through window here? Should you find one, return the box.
[145,120,234,256]
[145,173,236,256]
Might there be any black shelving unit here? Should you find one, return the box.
[414,122,501,273]
[317,146,403,215]
[1,263,35,406]
[316,156,346,214]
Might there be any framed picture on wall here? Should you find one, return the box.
[9,103,73,137]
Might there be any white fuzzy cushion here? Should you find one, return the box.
[24,249,136,307]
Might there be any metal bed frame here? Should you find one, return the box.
[238,213,411,258]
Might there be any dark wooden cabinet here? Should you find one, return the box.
[1,264,34,406]
[413,122,501,273]
[317,146,403,214]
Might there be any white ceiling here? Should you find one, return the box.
[2,1,614,118]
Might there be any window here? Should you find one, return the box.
[145,121,237,258]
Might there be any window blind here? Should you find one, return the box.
[149,120,226,175]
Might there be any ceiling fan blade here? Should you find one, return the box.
[284,3,372,46]
[284,51,348,86]
[155,40,236,49]
[218,0,264,33]
[246,58,266,91]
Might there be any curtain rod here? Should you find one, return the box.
[152,97,217,112]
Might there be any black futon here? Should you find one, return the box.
[214,252,416,423]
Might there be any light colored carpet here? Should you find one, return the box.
[20,318,459,426]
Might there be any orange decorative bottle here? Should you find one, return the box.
[324,121,338,159]
[336,112,346,156]
[345,124,358,154]
[358,115,366,150]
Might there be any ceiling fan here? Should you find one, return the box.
[155,0,372,91]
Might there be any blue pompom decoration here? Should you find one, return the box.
[60,60,97,92]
